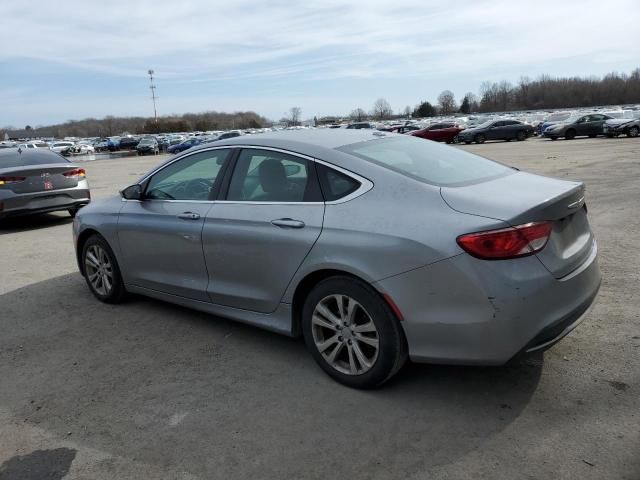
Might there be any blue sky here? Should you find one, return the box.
[1,0,638,127]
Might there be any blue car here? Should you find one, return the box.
[167,137,202,154]
[539,112,572,135]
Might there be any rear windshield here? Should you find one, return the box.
[0,152,68,168]
[338,136,513,186]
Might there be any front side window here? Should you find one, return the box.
[145,149,230,201]
[227,149,319,202]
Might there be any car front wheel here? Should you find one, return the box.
[302,276,407,389]
[82,235,127,304]
[628,126,639,138]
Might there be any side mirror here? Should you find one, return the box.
[121,184,143,200]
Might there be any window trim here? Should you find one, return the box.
[129,146,233,203]
[125,144,373,205]
[215,146,373,205]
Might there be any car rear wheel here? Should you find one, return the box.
[516,130,526,141]
[565,129,576,140]
[68,208,78,218]
[588,134,597,138]
[628,126,639,138]
[302,276,407,389]
[82,235,127,304]
[475,134,486,144]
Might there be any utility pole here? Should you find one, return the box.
[148,69,158,124]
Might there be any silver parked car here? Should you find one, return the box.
[73,130,600,388]
[0,148,90,219]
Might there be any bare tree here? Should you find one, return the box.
[372,98,392,120]
[350,108,367,122]
[403,106,412,118]
[289,107,302,126]
[437,90,457,115]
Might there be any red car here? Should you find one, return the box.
[409,122,463,144]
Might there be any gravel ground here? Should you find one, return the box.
[1,137,638,480]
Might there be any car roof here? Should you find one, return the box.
[195,129,391,152]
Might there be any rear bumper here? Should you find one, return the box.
[0,187,90,219]
[375,240,601,365]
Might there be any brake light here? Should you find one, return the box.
[457,221,552,260]
[0,176,26,185]
[63,168,86,178]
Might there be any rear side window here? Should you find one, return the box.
[316,164,360,201]
[338,136,513,187]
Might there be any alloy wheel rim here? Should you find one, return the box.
[85,245,114,296]
[311,294,379,375]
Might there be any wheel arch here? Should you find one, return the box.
[76,228,102,275]
[290,268,397,337]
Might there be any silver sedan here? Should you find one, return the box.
[0,148,90,219]
[73,130,601,388]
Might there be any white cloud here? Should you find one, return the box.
[2,0,638,80]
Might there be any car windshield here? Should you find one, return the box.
[546,113,571,122]
[338,136,513,186]
[472,120,494,129]
[139,139,154,145]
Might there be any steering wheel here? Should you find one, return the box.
[173,178,212,200]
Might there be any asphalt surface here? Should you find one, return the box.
[1,137,638,479]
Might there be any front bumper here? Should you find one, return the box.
[375,240,601,365]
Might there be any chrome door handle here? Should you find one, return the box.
[271,218,305,229]
[177,212,201,220]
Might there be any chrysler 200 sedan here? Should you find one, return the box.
[73,130,601,388]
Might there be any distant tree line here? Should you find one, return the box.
[4,68,639,139]
[346,68,640,121]
[3,110,268,139]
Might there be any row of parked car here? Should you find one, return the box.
[367,109,640,144]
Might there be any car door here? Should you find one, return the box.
[117,148,232,301]
[574,116,590,136]
[589,114,607,135]
[202,147,324,313]
[487,121,503,140]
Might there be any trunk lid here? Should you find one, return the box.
[441,171,593,278]
[0,164,82,194]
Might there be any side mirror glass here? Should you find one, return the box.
[121,184,142,200]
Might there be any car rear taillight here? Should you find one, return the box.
[0,175,26,185]
[457,221,552,260]
[63,168,86,178]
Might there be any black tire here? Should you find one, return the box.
[588,134,597,138]
[516,130,526,141]
[301,276,408,389]
[606,133,614,138]
[68,208,78,218]
[81,234,127,304]
[475,134,486,144]
[464,140,471,145]
[628,126,639,138]
[565,129,576,140]
[550,136,558,141]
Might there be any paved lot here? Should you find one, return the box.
[1,138,638,479]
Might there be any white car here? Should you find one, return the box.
[18,141,50,150]
[50,141,75,153]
